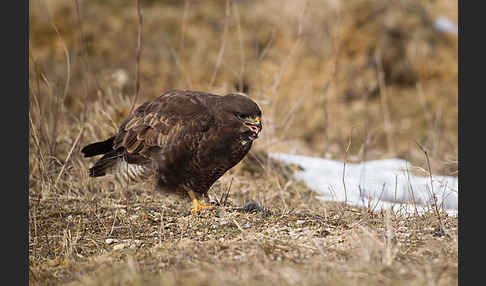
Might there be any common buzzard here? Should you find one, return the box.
[81,90,262,214]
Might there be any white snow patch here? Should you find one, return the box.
[270,153,458,216]
[433,16,458,35]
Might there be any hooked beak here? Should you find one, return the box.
[244,116,262,139]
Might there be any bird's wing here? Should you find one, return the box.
[113,92,216,160]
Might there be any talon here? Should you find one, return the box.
[186,188,213,214]
[190,202,213,214]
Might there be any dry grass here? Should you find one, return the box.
[29,0,457,285]
[29,166,458,286]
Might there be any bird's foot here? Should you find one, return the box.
[190,201,213,214]
[186,188,213,214]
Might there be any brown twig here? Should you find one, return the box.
[415,140,444,232]
[209,0,230,88]
[54,127,84,187]
[232,0,245,92]
[178,0,191,62]
[167,39,193,89]
[342,130,353,205]
[375,49,396,155]
[221,177,234,207]
[404,161,419,216]
[322,8,341,155]
[269,2,307,99]
[256,28,276,62]
[72,0,104,115]
[129,0,144,115]
[45,7,72,156]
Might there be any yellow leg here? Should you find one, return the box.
[186,188,212,214]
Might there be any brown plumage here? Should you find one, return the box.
[81,90,262,213]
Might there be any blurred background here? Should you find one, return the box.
[29,0,458,176]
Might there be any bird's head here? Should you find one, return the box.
[222,93,262,140]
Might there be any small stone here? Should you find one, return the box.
[113,243,126,250]
[105,238,115,244]
[216,210,226,218]
[47,257,61,267]
[241,202,263,213]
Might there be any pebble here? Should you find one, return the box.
[113,243,126,250]
[105,238,116,244]
[242,202,263,212]
[216,210,225,218]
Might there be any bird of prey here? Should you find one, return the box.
[81,90,262,214]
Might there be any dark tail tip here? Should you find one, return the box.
[81,137,115,157]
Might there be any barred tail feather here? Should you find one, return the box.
[83,136,151,181]
[88,150,122,177]
[113,162,151,186]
